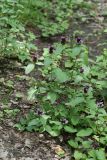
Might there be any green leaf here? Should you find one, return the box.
[69,97,84,107]
[71,116,80,125]
[28,118,40,127]
[45,125,60,137]
[65,60,73,68]
[25,63,35,74]
[80,48,88,65]
[44,57,52,67]
[14,124,24,131]
[82,141,92,148]
[55,44,64,55]
[104,29,107,33]
[74,150,83,160]
[49,120,62,126]
[95,149,106,160]
[53,68,69,83]
[40,115,50,126]
[28,87,37,100]
[47,92,57,104]
[64,126,77,133]
[43,48,49,56]
[26,125,35,132]
[77,128,93,137]
[75,75,83,83]
[70,47,81,58]
[68,139,78,148]
[36,62,44,66]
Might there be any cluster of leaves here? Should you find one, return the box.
[0,0,94,60]
[18,0,94,37]
[18,0,73,37]
[15,39,107,159]
[0,0,37,61]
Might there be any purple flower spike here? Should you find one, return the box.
[76,37,82,44]
[35,108,44,116]
[96,99,104,108]
[84,86,89,94]
[61,36,66,45]
[80,67,84,73]
[49,46,54,54]
[60,118,68,124]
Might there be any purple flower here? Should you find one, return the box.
[80,67,84,73]
[61,36,66,45]
[92,142,99,149]
[49,46,54,54]
[31,54,37,61]
[96,99,104,107]
[35,108,44,116]
[84,86,89,93]
[76,37,82,44]
[60,118,68,124]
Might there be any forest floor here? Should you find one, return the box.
[0,1,107,160]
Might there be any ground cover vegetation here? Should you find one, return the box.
[0,0,107,159]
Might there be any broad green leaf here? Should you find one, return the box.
[70,47,81,58]
[74,150,83,160]
[14,124,24,131]
[44,57,52,67]
[55,44,64,55]
[69,97,84,107]
[40,115,50,126]
[53,68,69,83]
[82,141,92,148]
[77,128,93,137]
[25,63,35,74]
[49,120,61,125]
[28,87,37,100]
[75,75,83,83]
[45,125,60,137]
[96,81,107,88]
[64,126,77,133]
[80,48,88,65]
[47,92,57,104]
[28,118,40,127]
[65,60,73,68]
[43,48,49,56]
[95,149,106,160]
[104,29,107,33]
[36,62,44,66]
[68,139,78,148]
[71,116,80,125]
[26,125,35,132]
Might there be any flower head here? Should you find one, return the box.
[35,108,44,116]
[80,67,84,73]
[61,36,66,45]
[49,46,54,54]
[96,99,104,107]
[60,117,68,124]
[84,86,89,93]
[76,37,82,44]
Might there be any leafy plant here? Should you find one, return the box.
[15,40,107,159]
[0,0,37,61]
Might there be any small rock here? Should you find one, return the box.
[24,139,32,149]
[39,134,44,138]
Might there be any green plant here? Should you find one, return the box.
[4,108,20,117]
[0,0,37,61]
[15,40,107,159]
[14,0,93,37]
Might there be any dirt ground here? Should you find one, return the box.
[0,1,107,160]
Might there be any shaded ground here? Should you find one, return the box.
[0,61,71,160]
[0,126,71,160]
[0,1,107,160]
